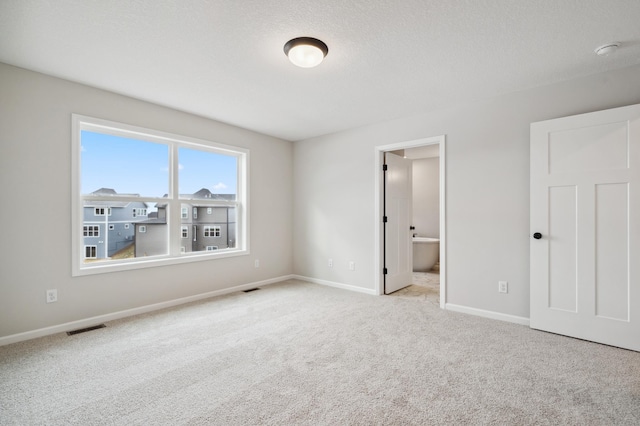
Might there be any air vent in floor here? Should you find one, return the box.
[67,324,106,336]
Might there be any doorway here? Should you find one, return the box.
[374,136,446,307]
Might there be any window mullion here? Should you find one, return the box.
[169,144,181,256]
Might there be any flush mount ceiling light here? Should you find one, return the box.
[594,42,620,56]
[283,37,328,68]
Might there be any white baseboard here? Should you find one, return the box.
[0,275,295,347]
[445,303,530,326]
[292,275,377,296]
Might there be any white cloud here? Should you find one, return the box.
[162,163,184,172]
[213,182,227,190]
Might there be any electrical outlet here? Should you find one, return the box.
[498,281,508,294]
[328,258,333,268]
[254,259,260,268]
[348,261,355,271]
[46,289,58,303]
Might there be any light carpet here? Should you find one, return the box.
[1,279,639,425]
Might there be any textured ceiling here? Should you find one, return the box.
[1,0,639,141]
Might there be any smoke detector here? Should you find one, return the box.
[594,43,620,56]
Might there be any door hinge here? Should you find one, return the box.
[383,216,388,223]
[382,164,388,171]
[383,268,388,275]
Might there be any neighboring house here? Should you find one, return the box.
[135,188,236,257]
[133,208,167,258]
[82,188,150,260]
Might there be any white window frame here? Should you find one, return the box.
[204,225,221,238]
[83,225,100,237]
[133,208,147,218]
[94,207,111,216]
[181,207,188,219]
[84,245,97,259]
[138,225,147,233]
[181,226,188,238]
[124,223,130,229]
[71,114,249,276]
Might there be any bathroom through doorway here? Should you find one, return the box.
[374,136,446,307]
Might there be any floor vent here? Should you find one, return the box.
[243,288,260,293]
[67,324,106,336]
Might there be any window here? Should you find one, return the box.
[72,114,248,276]
[108,224,115,231]
[132,208,147,218]
[83,225,100,237]
[204,226,221,237]
[84,246,97,259]
[206,246,218,251]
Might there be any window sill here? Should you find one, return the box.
[72,248,249,277]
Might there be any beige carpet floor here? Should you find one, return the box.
[1,279,639,425]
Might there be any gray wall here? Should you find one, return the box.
[293,64,640,319]
[412,157,440,238]
[3,60,640,339]
[135,224,168,257]
[0,62,293,339]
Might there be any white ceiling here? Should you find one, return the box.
[1,1,639,141]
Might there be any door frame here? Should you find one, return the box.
[374,135,447,307]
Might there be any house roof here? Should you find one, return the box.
[84,188,148,208]
[84,201,131,208]
[188,188,235,201]
[154,189,235,210]
[136,217,167,225]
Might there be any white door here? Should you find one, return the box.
[385,152,413,294]
[530,103,640,351]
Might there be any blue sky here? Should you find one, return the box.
[81,131,237,197]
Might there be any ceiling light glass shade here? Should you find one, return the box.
[284,37,328,68]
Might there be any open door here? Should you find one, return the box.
[384,152,413,294]
[530,103,640,351]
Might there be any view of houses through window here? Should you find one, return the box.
[73,115,247,275]
[82,188,238,262]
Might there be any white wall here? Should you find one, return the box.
[0,63,293,339]
[293,65,640,319]
[412,157,440,238]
